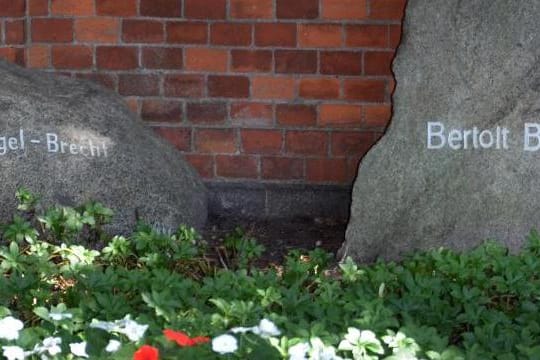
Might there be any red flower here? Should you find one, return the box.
[163,329,210,347]
[133,345,159,360]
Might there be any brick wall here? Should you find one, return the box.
[0,0,405,186]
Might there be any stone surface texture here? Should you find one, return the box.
[342,0,540,262]
[0,60,207,233]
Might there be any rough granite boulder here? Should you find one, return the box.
[341,0,540,262]
[0,60,207,233]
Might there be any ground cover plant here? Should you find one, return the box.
[0,189,540,359]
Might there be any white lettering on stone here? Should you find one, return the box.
[524,123,540,151]
[426,122,510,150]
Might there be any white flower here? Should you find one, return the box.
[230,326,256,334]
[309,338,343,360]
[49,312,73,321]
[0,316,24,341]
[253,319,281,338]
[212,334,238,354]
[288,342,310,360]
[69,342,88,358]
[121,318,148,342]
[2,346,25,360]
[105,339,121,353]
[39,337,62,356]
[338,328,384,358]
[89,319,116,332]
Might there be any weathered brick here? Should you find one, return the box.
[252,77,296,100]
[275,50,317,74]
[75,73,117,90]
[164,75,204,98]
[167,22,208,44]
[141,100,183,122]
[32,19,74,43]
[331,131,375,156]
[232,50,272,73]
[255,23,297,47]
[211,23,252,46]
[0,0,25,16]
[185,0,226,19]
[153,127,192,151]
[276,104,317,127]
[322,0,367,19]
[344,79,387,102]
[52,45,93,69]
[184,154,214,178]
[319,104,362,127]
[0,47,25,66]
[299,78,340,99]
[369,0,406,20]
[321,51,362,75]
[140,0,181,17]
[216,155,258,179]
[346,25,388,47]
[96,46,138,70]
[364,51,395,75]
[124,97,139,114]
[306,158,348,183]
[262,157,304,180]
[142,47,183,69]
[185,48,228,72]
[286,131,328,156]
[51,0,94,16]
[29,0,48,16]
[208,75,250,98]
[231,102,273,127]
[26,45,50,69]
[187,102,227,124]
[389,25,403,47]
[276,0,318,19]
[241,129,282,155]
[75,18,120,43]
[299,24,343,48]
[364,104,392,127]
[230,0,273,18]
[5,20,25,45]
[123,20,164,43]
[195,129,236,153]
[96,0,137,16]
[119,74,160,96]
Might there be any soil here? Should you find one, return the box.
[202,215,347,265]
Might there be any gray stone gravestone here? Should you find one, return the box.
[0,60,207,233]
[341,0,540,262]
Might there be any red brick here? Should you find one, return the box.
[322,0,367,19]
[29,0,48,16]
[51,0,94,16]
[119,74,160,96]
[299,78,340,99]
[255,23,297,47]
[208,75,250,98]
[261,157,304,180]
[123,20,164,43]
[5,20,25,45]
[389,25,403,48]
[286,131,328,156]
[216,155,258,179]
[32,19,74,43]
[96,46,138,70]
[164,75,204,98]
[232,50,272,73]
[331,131,375,156]
[241,129,282,154]
[75,18,120,43]
[185,48,228,72]
[211,23,252,46]
[252,77,296,100]
[195,129,236,153]
[344,79,387,102]
[306,158,348,183]
[187,102,227,124]
[185,0,226,19]
[231,0,273,18]
[140,0,181,17]
[276,104,317,127]
[319,104,362,127]
[52,45,93,69]
[96,0,137,16]
[0,47,25,66]
[185,154,214,178]
[346,25,388,47]
[27,45,49,68]
[153,127,191,151]
[365,51,394,75]
[141,100,183,122]
[0,0,25,16]
[321,51,362,75]
[364,104,392,127]
[231,102,273,127]
[76,73,117,90]
[369,0,406,20]
[299,24,343,48]
[277,0,318,19]
[124,97,139,114]
[167,22,208,44]
[142,47,183,69]
[275,50,317,74]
